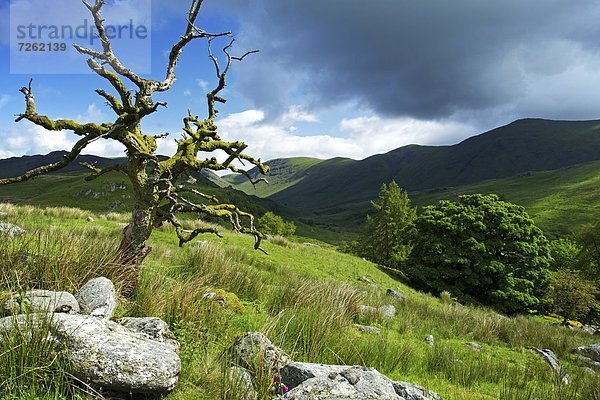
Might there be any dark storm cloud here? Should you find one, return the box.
[215,0,600,120]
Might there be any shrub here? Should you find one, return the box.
[551,269,599,324]
[256,212,296,237]
[406,194,552,314]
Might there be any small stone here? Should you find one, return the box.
[464,342,483,351]
[0,222,25,238]
[386,288,405,301]
[425,335,435,347]
[354,324,381,334]
[379,304,396,319]
[582,367,596,375]
[230,332,290,372]
[574,344,600,363]
[303,242,321,248]
[75,277,116,319]
[87,216,94,222]
[358,276,373,284]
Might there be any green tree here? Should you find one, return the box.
[551,269,599,324]
[575,221,600,281]
[405,194,552,314]
[357,181,416,268]
[548,238,581,271]
[257,212,296,237]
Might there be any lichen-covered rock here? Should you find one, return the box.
[380,304,396,319]
[3,290,79,315]
[387,289,405,301]
[231,332,290,371]
[280,363,442,400]
[118,317,179,352]
[464,342,483,352]
[358,304,395,319]
[354,324,382,334]
[0,313,180,394]
[574,344,600,363]
[75,277,116,319]
[529,348,562,374]
[227,366,257,400]
[0,222,25,238]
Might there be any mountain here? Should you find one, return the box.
[225,118,600,232]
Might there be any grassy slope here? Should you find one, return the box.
[411,160,600,238]
[221,157,325,198]
[1,203,598,399]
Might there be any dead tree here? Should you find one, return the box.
[0,0,269,266]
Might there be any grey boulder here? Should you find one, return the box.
[75,277,116,319]
[231,332,290,371]
[280,362,442,400]
[3,290,79,315]
[0,313,181,394]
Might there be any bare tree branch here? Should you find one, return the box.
[81,162,127,181]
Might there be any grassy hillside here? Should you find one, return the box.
[1,203,598,399]
[411,160,600,238]
[221,157,325,197]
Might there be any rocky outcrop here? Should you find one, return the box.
[3,290,79,315]
[280,362,441,400]
[0,278,180,394]
[231,332,290,371]
[75,277,116,319]
[227,366,257,400]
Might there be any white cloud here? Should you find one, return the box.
[197,79,209,91]
[213,109,477,162]
[183,89,192,97]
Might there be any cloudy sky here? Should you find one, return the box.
[1,0,600,161]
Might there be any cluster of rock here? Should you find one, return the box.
[229,332,442,400]
[0,277,181,394]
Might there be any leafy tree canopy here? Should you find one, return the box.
[406,194,552,314]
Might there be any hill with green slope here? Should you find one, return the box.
[412,159,600,238]
[221,157,326,197]
[225,118,600,236]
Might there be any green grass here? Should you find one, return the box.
[0,203,599,399]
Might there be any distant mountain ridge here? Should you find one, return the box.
[224,118,600,229]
